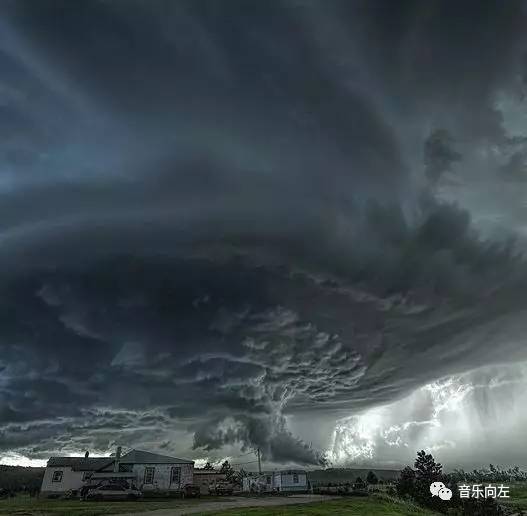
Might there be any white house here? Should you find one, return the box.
[242,470,308,493]
[40,456,113,496]
[40,448,194,497]
[113,449,194,493]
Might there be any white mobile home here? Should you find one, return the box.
[274,470,308,491]
[41,448,194,497]
[242,470,308,493]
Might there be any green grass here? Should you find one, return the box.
[500,481,527,512]
[0,494,224,516]
[201,494,439,516]
[0,493,441,516]
[3,485,525,516]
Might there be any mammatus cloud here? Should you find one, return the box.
[2,1,527,468]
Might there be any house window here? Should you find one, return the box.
[52,470,63,483]
[266,476,271,484]
[119,464,133,472]
[144,467,155,484]
[170,466,181,485]
[293,473,299,484]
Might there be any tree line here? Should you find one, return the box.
[395,450,505,515]
[0,466,43,496]
[449,464,527,483]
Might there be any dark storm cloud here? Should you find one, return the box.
[424,129,462,184]
[500,151,527,181]
[346,0,526,140]
[2,0,527,466]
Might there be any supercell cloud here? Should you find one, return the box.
[2,0,527,468]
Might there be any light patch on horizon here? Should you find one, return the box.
[0,453,47,467]
[328,361,527,469]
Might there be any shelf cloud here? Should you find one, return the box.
[2,0,527,468]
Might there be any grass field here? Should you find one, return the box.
[0,494,438,516]
[3,487,527,516]
[0,494,225,516]
[500,481,527,512]
[204,496,438,516]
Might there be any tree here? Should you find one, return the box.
[396,466,415,498]
[413,450,444,508]
[414,450,443,482]
[203,462,214,471]
[219,460,236,482]
[366,471,378,485]
[234,468,247,485]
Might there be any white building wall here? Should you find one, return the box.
[40,467,86,494]
[41,461,194,494]
[132,463,193,491]
[279,472,307,491]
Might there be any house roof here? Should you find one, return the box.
[46,449,194,470]
[46,457,113,471]
[119,449,194,465]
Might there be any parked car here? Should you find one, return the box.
[213,481,234,496]
[85,484,143,501]
[181,483,200,498]
[80,484,98,499]
[62,489,80,499]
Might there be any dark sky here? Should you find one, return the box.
[2,0,527,469]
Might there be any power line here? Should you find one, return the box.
[205,448,260,467]
[227,450,257,460]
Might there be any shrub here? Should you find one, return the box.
[366,471,379,485]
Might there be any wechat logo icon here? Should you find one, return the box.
[430,481,452,501]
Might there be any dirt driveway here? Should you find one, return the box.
[120,494,340,515]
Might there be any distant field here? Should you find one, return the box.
[308,468,399,484]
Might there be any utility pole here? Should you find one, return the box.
[256,447,262,475]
